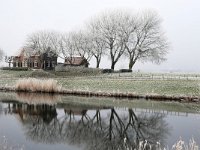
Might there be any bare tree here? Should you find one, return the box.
[88,11,131,70]
[25,30,62,55]
[60,30,93,63]
[59,32,77,64]
[124,10,169,70]
[0,48,4,62]
[72,30,93,61]
[2,48,14,67]
[60,33,73,57]
[92,36,106,68]
[23,31,61,68]
[87,10,169,70]
[87,24,107,68]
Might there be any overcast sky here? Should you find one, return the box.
[0,0,200,72]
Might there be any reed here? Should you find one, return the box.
[171,138,198,150]
[15,78,62,93]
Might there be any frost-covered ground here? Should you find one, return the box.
[0,70,200,97]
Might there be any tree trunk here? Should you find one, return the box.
[109,109,114,140]
[128,61,134,70]
[96,63,99,68]
[111,62,116,70]
[96,59,100,68]
[128,59,136,70]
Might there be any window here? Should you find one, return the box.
[24,60,27,67]
[47,61,51,67]
[34,61,38,67]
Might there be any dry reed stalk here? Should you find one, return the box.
[15,78,62,93]
[172,138,198,150]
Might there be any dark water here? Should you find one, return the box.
[0,93,200,150]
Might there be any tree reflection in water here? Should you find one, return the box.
[2,102,169,150]
[0,102,2,115]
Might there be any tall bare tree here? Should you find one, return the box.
[87,30,106,68]
[88,10,169,70]
[59,32,77,64]
[60,30,93,63]
[25,30,62,55]
[88,11,131,70]
[72,30,93,61]
[124,10,169,70]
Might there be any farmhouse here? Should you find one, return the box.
[12,56,28,68]
[64,57,89,67]
[12,48,57,70]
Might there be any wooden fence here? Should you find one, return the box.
[96,73,200,81]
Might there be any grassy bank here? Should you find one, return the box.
[58,77,200,97]
[0,70,200,98]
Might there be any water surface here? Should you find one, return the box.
[0,92,200,150]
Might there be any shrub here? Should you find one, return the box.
[119,69,132,73]
[102,69,114,73]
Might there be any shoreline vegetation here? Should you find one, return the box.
[0,85,200,103]
[0,135,198,150]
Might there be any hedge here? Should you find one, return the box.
[1,67,29,71]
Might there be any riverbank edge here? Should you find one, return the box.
[0,86,200,103]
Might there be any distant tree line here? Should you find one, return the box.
[4,9,169,70]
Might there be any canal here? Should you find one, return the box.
[0,92,200,150]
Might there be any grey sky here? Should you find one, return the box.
[0,0,200,72]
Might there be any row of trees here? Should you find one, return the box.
[21,9,169,70]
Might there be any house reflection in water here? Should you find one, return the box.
[4,102,57,123]
[1,101,170,150]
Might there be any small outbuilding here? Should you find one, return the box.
[64,57,89,67]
